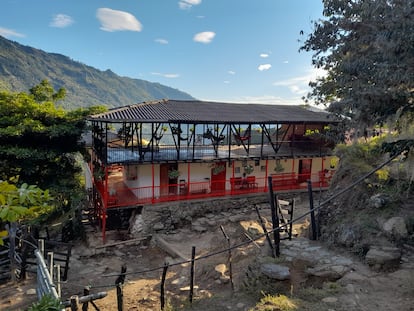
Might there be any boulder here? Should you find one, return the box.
[369,193,390,208]
[383,217,408,239]
[365,246,401,271]
[260,263,290,280]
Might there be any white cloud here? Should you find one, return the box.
[283,60,289,64]
[193,31,215,44]
[260,53,269,58]
[273,67,327,95]
[151,72,180,78]
[49,14,74,28]
[224,81,230,84]
[258,64,272,71]
[0,27,25,38]
[228,70,235,75]
[96,8,142,32]
[155,38,168,44]
[201,95,304,105]
[179,0,202,10]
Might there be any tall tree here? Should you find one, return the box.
[301,0,414,127]
[0,81,106,194]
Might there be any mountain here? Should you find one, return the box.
[0,36,195,109]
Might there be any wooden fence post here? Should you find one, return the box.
[115,264,127,311]
[82,286,90,311]
[71,295,79,311]
[160,262,169,310]
[220,225,234,292]
[189,246,196,303]
[307,180,317,240]
[267,176,280,257]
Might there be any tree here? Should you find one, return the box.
[0,81,106,196]
[300,0,414,127]
[29,79,66,103]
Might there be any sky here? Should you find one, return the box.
[0,0,325,105]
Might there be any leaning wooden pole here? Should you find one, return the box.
[220,225,234,292]
[115,264,127,311]
[267,176,280,257]
[307,180,317,240]
[255,204,274,253]
[160,262,169,310]
[189,246,196,303]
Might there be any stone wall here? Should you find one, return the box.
[140,194,269,234]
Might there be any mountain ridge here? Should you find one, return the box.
[0,36,195,109]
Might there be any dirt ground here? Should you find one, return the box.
[1,194,414,310]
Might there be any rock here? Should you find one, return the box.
[365,246,401,271]
[240,220,264,239]
[383,217,408,239]
[306,264,345,280]
[369,193,390,208]
[130,214,144,235]
[260,263,290,280]
[322,297,338,303]
[153,222,164,231]
[336,224,360,248]
[214,264,227,277]
[192,224,207,233]
[26,288,36,295]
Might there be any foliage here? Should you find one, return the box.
[249,294,298,311]
[27,294,62,311]
[0,82,102,193]
[244,164,254,175]
[0,36,194,109]
[300,0,414,127]
[0,181,53,245]
[168,169,181,179]
[333,136,389,184]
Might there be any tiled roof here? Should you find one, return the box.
[88,99,338,124]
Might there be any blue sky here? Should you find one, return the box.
[0,0,325,105]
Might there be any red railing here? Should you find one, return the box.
[96,171,334,209]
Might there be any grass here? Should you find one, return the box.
[249,294,298,311]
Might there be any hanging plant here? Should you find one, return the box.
[212,164,225,175]
[168,169,180,179]
[93,166,105,181]
[171,126,182,135]
[274,161,285,173]
[243,164,254,175]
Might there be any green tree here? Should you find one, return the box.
[29,79,66,103]
[0,81,106,197]
[300,0,414,127]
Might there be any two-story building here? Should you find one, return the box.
[87,99,340,240]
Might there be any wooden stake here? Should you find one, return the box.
[255,205,274,253]
[189,246,196,303]
[115,264,127,311]
[268,176,280,257]
[307,180,317,240]
[160,262,169,310]
[220,225,234,292]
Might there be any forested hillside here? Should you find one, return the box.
[0,36,194,109]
